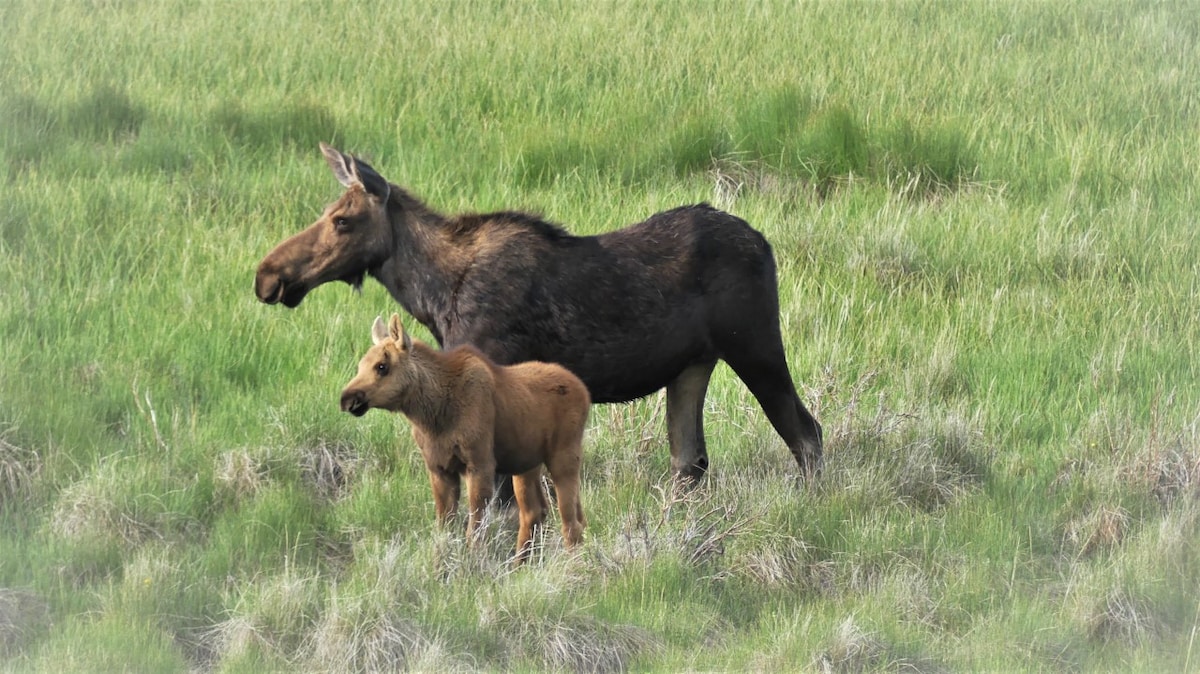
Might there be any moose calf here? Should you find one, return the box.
[341,314,589,562]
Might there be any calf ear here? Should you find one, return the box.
[371,316,389,345]
[321,142,360,189]
[388,313,412,351]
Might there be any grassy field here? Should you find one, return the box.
[2,1,1198,671]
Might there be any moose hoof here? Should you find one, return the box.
[673,456,709,487]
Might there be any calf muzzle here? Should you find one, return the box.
[340,390,369,416]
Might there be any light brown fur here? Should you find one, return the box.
[341,314,589,562]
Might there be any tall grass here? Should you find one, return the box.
[2,1,1198,671]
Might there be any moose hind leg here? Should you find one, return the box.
[724,347,823,479]
[666,361,717,484]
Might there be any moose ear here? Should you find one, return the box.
[321,142,360,189]
[320,142,391,201]
[351,157,391,202]
[388,313,411,351]
[371,316,389,345]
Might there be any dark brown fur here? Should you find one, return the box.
[259,143,822,483]
[340,314,588,561]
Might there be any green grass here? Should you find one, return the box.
[2,1,1199,671]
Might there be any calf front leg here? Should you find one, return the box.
[427,467,461,526]
[463,461,496,545]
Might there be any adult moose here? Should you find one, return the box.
[256,143,823,483]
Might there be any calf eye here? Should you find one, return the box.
[374,361,389,376]
[334,217,351,232]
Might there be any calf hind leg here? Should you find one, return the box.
[666,361,718,484]
[511,469,549,563]
[545,447,586,548]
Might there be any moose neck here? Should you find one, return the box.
[370,187,461,345]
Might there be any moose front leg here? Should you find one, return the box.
[666,361,717,484]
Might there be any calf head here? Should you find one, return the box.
[255,143,393,308]
[340,313,415,416]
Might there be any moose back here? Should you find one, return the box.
[256,143,822,481]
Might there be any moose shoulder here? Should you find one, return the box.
[256,143,823,482]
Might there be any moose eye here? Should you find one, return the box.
[333,216,351,232]
[374,361,389,377]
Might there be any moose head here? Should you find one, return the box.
[255,144,393,308]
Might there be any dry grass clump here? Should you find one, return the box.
[1127,425,1200,507]
[734,539,952,634]
[1060,497,1198,653]
[1147,499,1200,565]
[442,550,665,673]
[886,436,981,511]
[47,462,201,554]
[708,157,831,208]
[814,617,889,673]
[427,506,530,581]
[818,369,988,512]
[0,588,49,657]
[1054,412,1199,562]
[117,545,180,599]
[607,484,756,568]
[1061,505,1131,558]
[0,432,40,504]
[1079,403,1200,507]
[215,441,365,506]
[846,227,929,293]
[501,612,657,674]
[207,537,467,672]
[205,615,275,665]
[213,447,271,502]
[302,441,363,502]
[479,592,659,674]
[303,605,453,673]
[733,534,818,591]
[1007,637,1085,674]
[49,476,156,545]
[872,565,946,632]
[208,568,321,665]
[728,531,884,605]
[814,616,942,673]
[295,534,469,672]
[1083,587,1163,646]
